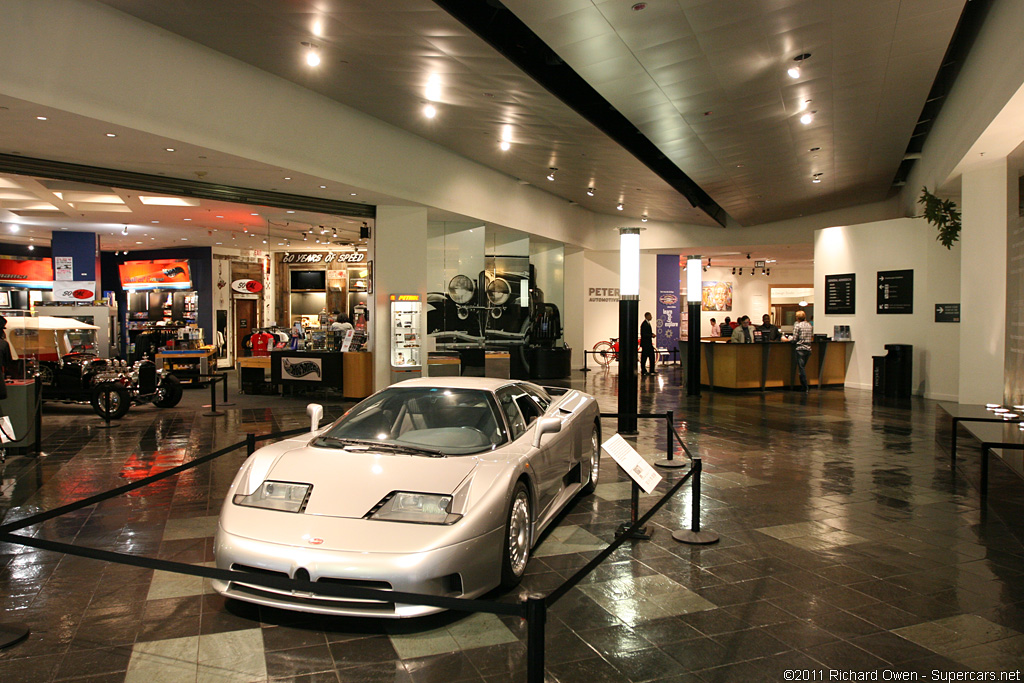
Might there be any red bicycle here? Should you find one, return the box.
[591,337,642,366]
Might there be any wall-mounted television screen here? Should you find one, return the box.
[290,270,326,291]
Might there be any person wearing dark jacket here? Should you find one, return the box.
[640,311,656,375]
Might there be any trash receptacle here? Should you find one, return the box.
[883,344,913,397]
[872,356,885,396]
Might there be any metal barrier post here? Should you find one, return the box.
[581,349,590,372]
[525,597,546,683]
[96,386,118,430]
[246,432,256,456]
[33,375,42,454]
[220,371,235,406]
[672,456,719,545]
[203,376,225,417]
[615,480,651,539]
[655,410,685,469]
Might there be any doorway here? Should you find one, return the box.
[234,298,257,359]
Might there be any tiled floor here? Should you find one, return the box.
[2,368,1024,681]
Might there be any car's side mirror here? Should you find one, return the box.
[307,403,324,432]
[532,416,562,448]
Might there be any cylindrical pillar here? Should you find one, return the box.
[618,296,639,434]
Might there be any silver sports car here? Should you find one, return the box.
[212,377,601,618]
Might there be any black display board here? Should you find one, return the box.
[935,303,960,323]
[877,269,913,314]
[825,273,856,315]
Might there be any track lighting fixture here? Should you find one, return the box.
[616,203,623,211]
[732,267,736,275]
[641,214,648,222]
[767,268,771,276]
[586,187,595,197]
[751,268,755,275]
[702,265,708,272]
[122,225,129,235]
[747,253,751,260]
[547,168,557,181]
[788,53,810,79]
[302,232,307,241]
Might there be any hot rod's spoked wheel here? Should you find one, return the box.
[90,383,130,421]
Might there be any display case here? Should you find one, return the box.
[390,293,422,383]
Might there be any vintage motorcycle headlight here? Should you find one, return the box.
[366,491,461,525]
[233,481,312,513]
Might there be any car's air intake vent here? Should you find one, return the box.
[231,564,288,579]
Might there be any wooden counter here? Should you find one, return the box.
[265,350,374,399]
[700,341,853,391]
[156,348,217,383]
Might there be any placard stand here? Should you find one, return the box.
[603,434,662,541]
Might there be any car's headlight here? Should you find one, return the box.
[366,491,462,525]
[233,481,311,513]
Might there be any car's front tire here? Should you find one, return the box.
[152,374,183,408]
[90,383,131,419]
[500,481,531,589]
[581,424,601,495]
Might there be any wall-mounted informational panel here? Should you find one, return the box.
[824,273,856,315]
[877,269,913,314]
[656,255,680,349]
[934,303,960,323]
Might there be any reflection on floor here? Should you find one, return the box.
[3,368,1024,682]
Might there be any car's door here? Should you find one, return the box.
[495,384,570,516]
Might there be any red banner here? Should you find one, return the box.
[119,260,192,289]
[0,256,54,286]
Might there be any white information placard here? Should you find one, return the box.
[602,434,663,494]
[340,328,355,352]
[54,256,73,281]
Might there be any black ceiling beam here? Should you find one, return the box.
[0,153,375,219]
[432,0,728,227]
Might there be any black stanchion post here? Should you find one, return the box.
[246,432,256,456]
[33,375,42,454]
[581,349,590,373]
[96,386,118,430]
[218,370,235,407]
[525,597,546,683]
[655,410,685,469]
[203,376,224,417]
[672,456,719,545]
[616,480,651,539]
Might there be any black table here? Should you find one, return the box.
[938,402,1023,464]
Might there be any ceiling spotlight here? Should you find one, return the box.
[8,224,19,233]
[499,140,510,151]
[766,268,771,276]
[761,269,766,275]
[641,215,648,222]
[732,267,736,275]
[616,203,624,211]
[751,268,755,275]
[702,265,708,272]
[746,253,751,259]
[122,225,129,235]
[106,133,116,138]
[304,43,321,67]
[800,111,816,125]
[546,168,557,181]
[423,104,436,119]
[114,250,119,256]
[812,172,823,183]
[315,236,320,243]
[27,245,34,251]
[789,53,810,79]
[587,187,595,196]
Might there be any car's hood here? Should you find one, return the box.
[266,446,477,519]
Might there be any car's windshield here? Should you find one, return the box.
[316,387,505,455]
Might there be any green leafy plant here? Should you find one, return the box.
[918,186,961,249]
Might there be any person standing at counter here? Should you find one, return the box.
[758,314,781,342]
[791,310,813,391]
[640,311,656,375]
[709,318,720,337]
[730,316,755,343]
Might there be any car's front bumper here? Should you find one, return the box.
[212,524,504,618]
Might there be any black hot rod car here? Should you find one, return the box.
[8,316,183,419]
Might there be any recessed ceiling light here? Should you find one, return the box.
[800,111,815,125]
[319,185,326,189]
[251,213,259,216]
[106,133,116,137]
[151,220,159,224]
[631,2,647,10]
[425,74,441,102]
[788,53,811,79]
[305,46,321,67]
[499,140,510,151]
[287,210,295,214]
[181,237,188,241]
[641,215,648,222]
[8,224,19,233]
[312,19,323,36]
[27,244,34,250]
[587,187,595,196]
[216,215,224,218]
[36,116,47,121]
[546,168,557,181]
[284,177,291,180]
[215,242,223,245]
[423,103,437,119]
[616,203,624,211]
[136,241,142,245]
[165,148,175,152]
[809,147,821,152]
[350,193,357,196]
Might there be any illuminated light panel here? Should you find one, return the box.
[138,196,200,206]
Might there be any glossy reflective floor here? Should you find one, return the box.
[2,367,1024,682]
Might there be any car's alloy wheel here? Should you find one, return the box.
[500,482,531,588]
[582,425,600,495]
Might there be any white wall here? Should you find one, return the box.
[576,250,658,363]
[814,218,961,400]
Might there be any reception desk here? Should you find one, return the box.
[268,350,374,399]
[700,340,853,391]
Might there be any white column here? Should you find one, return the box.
[373,206,428,389]
[959,159,1011,403]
